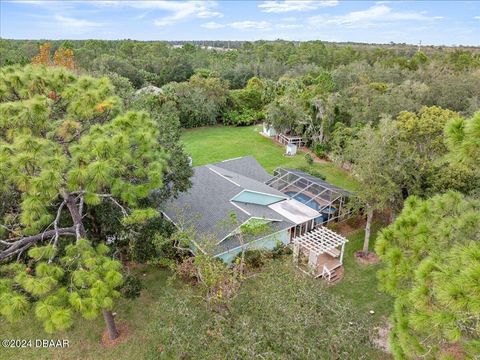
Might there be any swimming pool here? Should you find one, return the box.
[285,191,322,211]
[285,191,337,217]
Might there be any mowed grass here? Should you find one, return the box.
[330,222,394,323]
[181,125,360,191]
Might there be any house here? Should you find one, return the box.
[161,156,350,277]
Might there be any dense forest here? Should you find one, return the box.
[1,39,479,359]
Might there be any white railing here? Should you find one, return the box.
[322,265,332,281]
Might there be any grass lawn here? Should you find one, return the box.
[181,125,360,191]
[0,248,390,360]
[330,222,393,323]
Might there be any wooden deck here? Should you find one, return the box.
[297,249,342,278]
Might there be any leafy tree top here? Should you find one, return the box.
[0,239,123,333]
[0,65,168,257]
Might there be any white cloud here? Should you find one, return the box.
[201,21,225,29]
[259,1,338,13]
[53,15,99,27]
[91,1,223,26]
[52,15,103,33]
[474,16,480,20]
[309,4,442,28]
[277,23,303,29]
[230,21,272,30]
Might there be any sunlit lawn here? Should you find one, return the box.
[330,222,393,323]
[181,125,360,192]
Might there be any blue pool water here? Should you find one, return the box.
[285,191,337,223]
[285,191,321,211]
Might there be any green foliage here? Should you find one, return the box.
[312,142,331,159]
[296,166,326,180]
[121,274,143,299]
[150,261,382,359]
[223,108,264,126]
[304,152,314,165]
[265,95,309,134]
[0,65,170,259]
[163,74,229,128]
[0,239,124,333]
[240,249,265,269]
[376,192,480,359]
[126,215,177,263]
[445,111,480,166]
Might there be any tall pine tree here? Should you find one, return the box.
[0,65,170,338]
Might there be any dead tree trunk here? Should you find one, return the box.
[102,309,119,340]
[363,207,374,255]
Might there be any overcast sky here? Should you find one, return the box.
[1,1,479,45]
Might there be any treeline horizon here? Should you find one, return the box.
[2,38,480,49]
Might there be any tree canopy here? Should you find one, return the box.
[0,64,168,259]
[375,192,480,359]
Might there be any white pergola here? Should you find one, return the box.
[292,227,348,275]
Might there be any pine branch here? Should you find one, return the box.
[0,226,77,261]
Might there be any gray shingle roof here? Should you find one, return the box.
[161,158,294,257]
[214,156,273,183]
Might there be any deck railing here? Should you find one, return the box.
[322,265,332,281]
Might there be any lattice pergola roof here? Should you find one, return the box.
[293,227,348,255]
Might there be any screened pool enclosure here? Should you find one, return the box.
[265,168,351,226]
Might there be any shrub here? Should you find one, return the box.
[128,216,177,263]
[176,257,198,283]
[223,109,264,126]
[240,249,265,269]
[304,153,314,165]
[312,142,330,159]
[121,274,144,299]
[270,242,293,258]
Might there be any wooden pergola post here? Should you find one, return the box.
[340,242,345,264]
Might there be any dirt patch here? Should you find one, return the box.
[124,261,144,270]
[328,216,366,237]
[354,251,380,265]
[101,322,129,348]
[442,343,467,360]
[372,321,392,354]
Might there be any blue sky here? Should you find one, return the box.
[1,1,479,45]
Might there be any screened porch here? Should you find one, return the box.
[265,168,351,226]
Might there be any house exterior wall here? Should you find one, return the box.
[216,228,290,263]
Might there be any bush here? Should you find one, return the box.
[312,142,330,159]
[239,249,265,269]
[304,153,314,165]
[269,242,293,258]
[121,274,144,299]
[128,216,177,263]
[223,109,264,126]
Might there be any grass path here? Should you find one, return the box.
[181,125,360,191]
